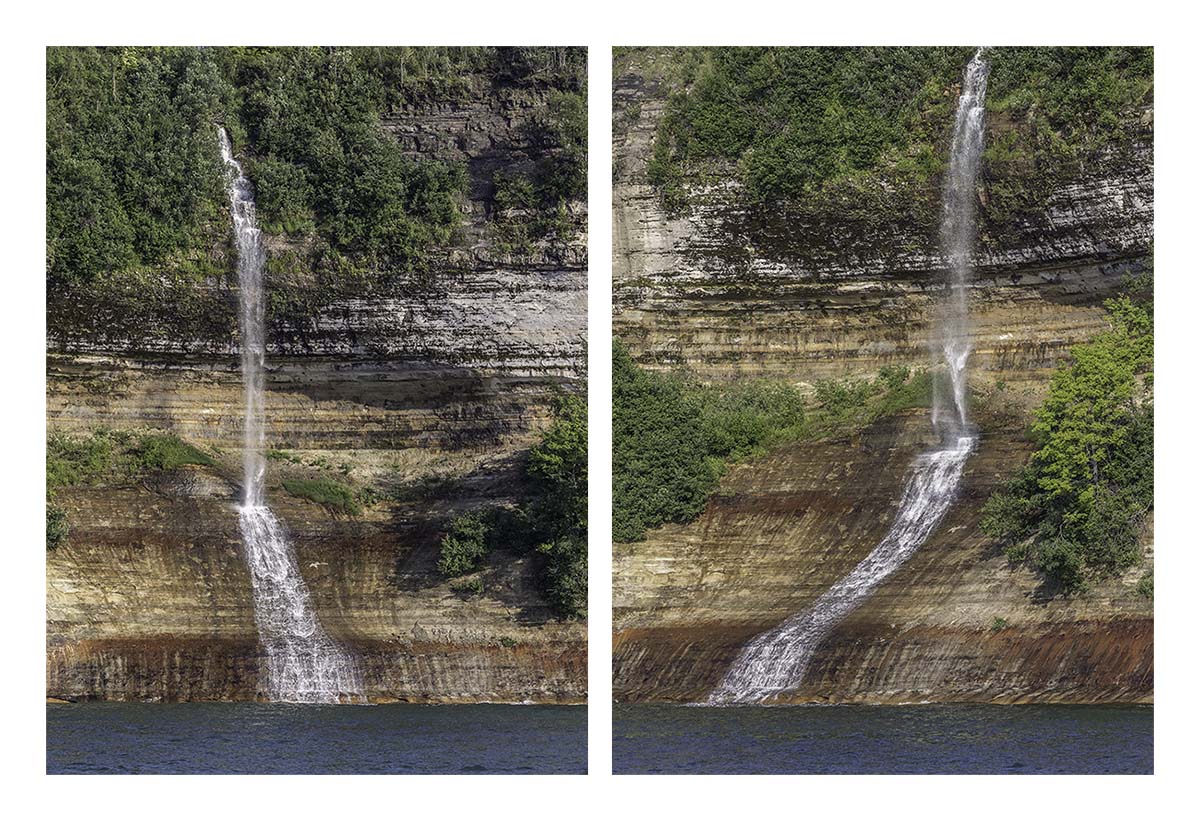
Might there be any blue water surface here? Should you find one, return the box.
[613,703,1152,774]
[48,702,586,774]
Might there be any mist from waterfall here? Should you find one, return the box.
[708,50,990,705]
[219,128,363,704]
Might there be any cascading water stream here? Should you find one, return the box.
[219,127,363,704]
[708,50,990,705]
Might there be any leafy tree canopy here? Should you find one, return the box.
[981,293,1153,593]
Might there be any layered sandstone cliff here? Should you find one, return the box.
[611,50,1152,703]
[613,408,1152,703]
[613,58,1151,396]
[47,75,586,702]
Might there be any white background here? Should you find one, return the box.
[2,1,1195,815]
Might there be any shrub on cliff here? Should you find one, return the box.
[613,341,812,542]
[434,393,588,618]
[638,46,1152,217]
[47,47,231,286]
[980,296,1153,593]
[48,47,585,289]
[643,47,970,204]
[437,512,491,576]
[487,88,585,260]
[46,494,69,551]
[612,342,721,542]
[47,430,126,487]
[527,394,588,618]
[1137,570,1153,600]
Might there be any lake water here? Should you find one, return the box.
[613,703,1152,774]
[47,702,586,774]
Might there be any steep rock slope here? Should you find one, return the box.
[613,409,1152,703]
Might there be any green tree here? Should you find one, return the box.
[527,394,588,617]
[433,392,588,618]
[639,46,1151,211]
[981,296,1153,592]
[613,341,720,542]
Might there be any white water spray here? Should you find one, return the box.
[709,50,990,705]
[219,128,363,703]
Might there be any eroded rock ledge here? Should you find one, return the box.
[612,412,1152,704]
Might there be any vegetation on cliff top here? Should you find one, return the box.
[47,47,231,284]
[981,292,1153,594]
[487,87,587,261]
[612,341,932,543]
[438,393,587,618]
[636,46,1152,214]
[47,46,586,291]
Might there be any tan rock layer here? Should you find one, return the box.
[47,354,568,453]
[48,472,586,703]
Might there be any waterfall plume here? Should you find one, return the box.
[933,49,990,442]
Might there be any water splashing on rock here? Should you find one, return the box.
[709,50,990,705]
[219,127,363,704]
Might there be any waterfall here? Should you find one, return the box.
[219,128,363,704]
[933,49,990,443]
[708,50,990,705]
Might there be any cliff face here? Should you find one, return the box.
[47,77,586,703]
[613,409,1152,703]
[48,471,583,702]
[613,64,1151,396]
[611,52,1152,703]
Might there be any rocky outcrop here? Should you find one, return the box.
[47,75,586,702]
[611,50,1153,704]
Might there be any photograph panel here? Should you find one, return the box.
[611,46,1152,774]
[46,45,588,774]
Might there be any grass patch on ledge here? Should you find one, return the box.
[613,340,938,543]
[46,428,217,550]
[281,477,362,517]
[135,434,215,471]
[47,428,216,488]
